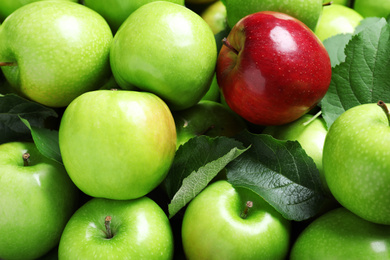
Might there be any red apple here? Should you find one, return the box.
[216,11,331,126]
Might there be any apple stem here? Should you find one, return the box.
[104,216,113,239]
[302,110,322,126]
[240,201,253,219]
[323,1,333,6]
[23,153,30,166]
[377,100,390,125]
[0,62,17,66]
[222,38,239,55]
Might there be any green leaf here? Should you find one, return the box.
[323,33,352,67]
[19,117,62,164]
[0,94,58,143]
[321,18,390,128]
[225,131,326,221]
[164,135,249,219]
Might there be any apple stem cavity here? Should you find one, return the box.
[0,62,17,66]
[23,153,30,166]
[199,125,216,136]
[377,100,390,125]
[240,201,253,219]
[302,110,322,126]
[104,216,114,239]
[322,1,333,6]
[222,38,239,55]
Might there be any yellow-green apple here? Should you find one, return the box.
[0,0,78,22]
[0,1,112,107]
[353,0,390,18]
[173,100,246,149]
[83,0,184,33]
[201,1,227,34]
[58,197,174,259]
[58,90,177,200]
[216,11,332,126]
[315,4,363,41]
[110,1,217,111]
[182,180,291,259]
[290,207,390,259]
[224,0,323,31]
[0,142,79,260]
[322,101,390,225]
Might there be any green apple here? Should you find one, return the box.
[353,0,390,18]
[224,0,323,31]
[186,0,217,4]
[110,1,217,111]
[201,0,227,34]
[315,4,363,41]
[201,73,220,102]
[182,180,291,259]
[59,89,177,200]
[83,0,184,33]
[323,0,351,6]
[173,100,246,149]
[290,207,390,259]
[0,0,78,22]
[58,197,174,259]
[0,142,79,260]
[322,102,390,225]
[0,1,112,107]
[262,114,329,193]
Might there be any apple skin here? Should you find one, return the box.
[0,142,79,260]
[201,1,227,35]
[173,100,246,149]
[58,197,174,259]
[110,1,217,111]
[323,0,351,6]
[0,1,112,107]
[201,73,221,102]
[290,207,390,259]
[315,4,363,41]
[58,90,177,200]
[224,0,323,31]
[322,102,390,225]
[0,0,78,21]
[353,0,390,18]
[83,0,184,33]
[182,180,291,260]
[216,11,332,126]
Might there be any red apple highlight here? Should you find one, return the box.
[216,11,332,126]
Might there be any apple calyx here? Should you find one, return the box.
[104,216,114,239]
[222,38,239,55]
[23,153,30,166]
[0,62,17,66]
[377,100,390,125]
[240,201,253,219]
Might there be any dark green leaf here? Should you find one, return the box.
[0,94,58,143]
[164,135,249,218]
[19,117,62,164]
[321,18,390,128]
[226,131,326,221]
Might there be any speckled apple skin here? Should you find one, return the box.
[225,0,323,31]
[290,207,390,259]
[323,103,390,225]
[216,11,331,126]
[110,1,217,111]
[0,1,112,107]
[59,90,177,200]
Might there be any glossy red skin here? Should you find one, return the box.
[216,11,331,126]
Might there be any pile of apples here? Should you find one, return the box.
[0,0,389,259]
